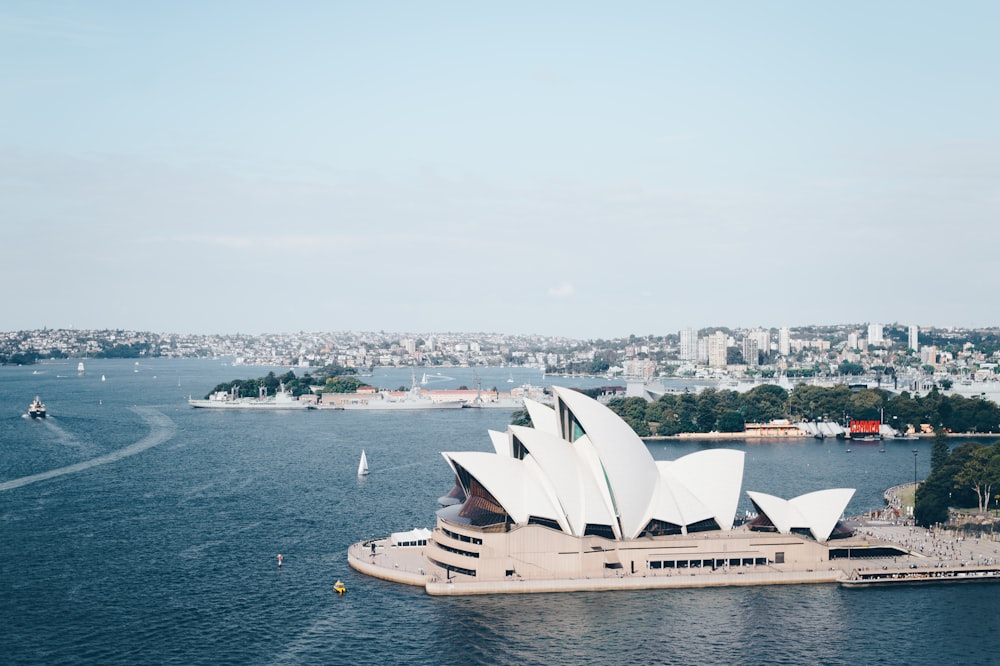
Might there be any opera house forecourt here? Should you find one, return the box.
[349,387,871,595]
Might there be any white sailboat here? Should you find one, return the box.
[358,449,369,476]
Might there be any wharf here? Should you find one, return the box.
[841,565,1000,588]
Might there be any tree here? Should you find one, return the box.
[953,444,1000,513]
[510,409,532,427]
[847,390,884,421]
[740,384,788,423]
[717,411,745,433]
[931,428,950,471]
[324,376,365,393]
[611,397,650,437]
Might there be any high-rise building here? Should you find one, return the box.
[748,328,771,359]
[679,328,698,361]
[778,327,790,356]
[921,346,938,366]
[847,332,860,349]
[742,337,760,367]
[867,324,884,346]
[708,331,728,368]
[908,325,919,352]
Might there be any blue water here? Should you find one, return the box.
[2,359,999,665]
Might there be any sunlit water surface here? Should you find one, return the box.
[2,360,998,665]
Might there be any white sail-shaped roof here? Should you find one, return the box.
[488,429,511,457]
[572,434,623,539]
[552,387,659,539]
[746,488,855,542]
[510,425,617,536]
[645,465,714,528]
[442,451,564,526]
[660,449,745,530]
[436,386,850,545]
[523,398,560,437]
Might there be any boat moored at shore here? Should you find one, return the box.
[188,383,312,410]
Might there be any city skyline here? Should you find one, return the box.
[3,4,999,338]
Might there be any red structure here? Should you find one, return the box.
[849,420,881,436]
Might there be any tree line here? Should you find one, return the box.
[915,432,1000,526]
[202,365,357,399]
[596,384,1000,437]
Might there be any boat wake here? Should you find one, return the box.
[39,417,87,449]
[0,407,177,492]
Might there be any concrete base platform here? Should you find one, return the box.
[424,569,842,595]
[347,523,1000,596]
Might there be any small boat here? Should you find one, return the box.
[28,395,46,419]
[333,580,346,595]
[77,362,85,373]
[358,449,369,476]
[101,374,106,382]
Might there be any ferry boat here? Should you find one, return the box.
[841,565,1000,588]
[28,396,46,419]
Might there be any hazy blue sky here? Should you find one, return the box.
[2,2,998,338]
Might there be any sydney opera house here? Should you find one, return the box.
[350,386,858,594]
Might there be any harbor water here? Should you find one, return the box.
[2,359,999,665]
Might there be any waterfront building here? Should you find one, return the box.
[350,387,856,593]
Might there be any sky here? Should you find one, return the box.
[2,2,998,339]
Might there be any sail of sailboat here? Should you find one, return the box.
[358,449,369,476]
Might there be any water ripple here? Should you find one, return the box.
[0,407,176,492]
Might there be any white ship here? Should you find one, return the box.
[28,395,46,418]
[188,383,311,410]
[334,386,465,410]
[324,370,464,411]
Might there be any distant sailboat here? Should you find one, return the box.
[77,362,85,373]
[507,373,514,383]
[358,450,369,476]
[101,374,106,382]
